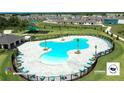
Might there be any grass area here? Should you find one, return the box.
[29,22,105,41]
[80,40,124,81]
[0,22,124,81]
[0,50,24,81]
[111,24,124,38]
[31,29,102,41]
[37,22,104,32]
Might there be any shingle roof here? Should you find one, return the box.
[0,34,23,44]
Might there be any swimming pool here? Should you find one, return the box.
[39,38,89,64]
[17,36,113,79]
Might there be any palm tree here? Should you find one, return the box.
[43,39,48,51]
[60,24,65,41]
[95,45,97,55]
[75,38,80,54]
[61,33,65,41]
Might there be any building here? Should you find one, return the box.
[3,30,12,34]
[0,34,24,49]
[43,15,103,25]
[104,19,118,25]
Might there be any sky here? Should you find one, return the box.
[0,0,123,12]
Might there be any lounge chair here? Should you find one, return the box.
[79,67,85,72]
[17,55,23,57]
[50,76,55,81]
[16,59,24,62]
[16,63,22,67]
[17,56,22,59]
[17,66,24,70]
[87,61,94,65]
[17,61,24,63]
[60,75,67,80]
[19,53,24,56]
[89,57,96,61]
[40,76,45,81]
[73,73,79,77]
[84,63,91,68]
[22,69,29,73]
[16,67,24,72]
[30,74,35,78]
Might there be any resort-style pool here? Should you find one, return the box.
[39,38,89,64]
[17,36,113,79]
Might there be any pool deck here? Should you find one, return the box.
[17,36,112,77]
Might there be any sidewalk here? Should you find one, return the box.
[103,25,124,42]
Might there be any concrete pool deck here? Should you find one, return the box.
[17,36,112,77]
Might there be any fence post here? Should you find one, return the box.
[80,71,81,77]
[37,76,38,81]
[27,75,29,80]
[60,76,61,81]
[48,77,49,81]
[71,74,72,80]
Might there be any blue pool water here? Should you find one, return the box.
[39,38,89,64]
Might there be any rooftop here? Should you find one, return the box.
[0,34,23,44]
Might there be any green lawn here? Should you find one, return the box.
[80,40,124,81]
[111,24,124,38]
[0,23,124,81]
[0,50,24,81]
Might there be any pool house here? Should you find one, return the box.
[0,34,24,49]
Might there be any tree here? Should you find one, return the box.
[8,16,20,27]
[95,45,97,55]
[43,38,48,51]
[19,20,29,31]
[0,16,8,29]
[0,15,29,33]
[75,38,81,54]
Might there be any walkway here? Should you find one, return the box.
[102,25,124,42]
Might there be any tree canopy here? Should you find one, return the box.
[0,15,29,32]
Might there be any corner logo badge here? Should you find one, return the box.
[106,62,120,76]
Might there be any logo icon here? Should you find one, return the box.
[106,62,120,76]
[5,67,12,75]
[108,64,118,74]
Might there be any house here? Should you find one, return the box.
[0,34,24,49]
